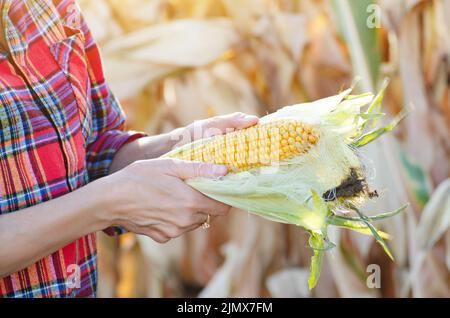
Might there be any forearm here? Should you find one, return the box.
[110,113,259,174]
[0,178,112,278]
[110,127,188,174]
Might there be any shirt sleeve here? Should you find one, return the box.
[65,1,147,181]
[85,111,146,181]
[57,1,147,235]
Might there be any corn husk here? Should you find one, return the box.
[164,85,408,288]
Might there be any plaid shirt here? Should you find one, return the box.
[0,0,144,297]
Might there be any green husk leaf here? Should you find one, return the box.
[352,79,390,137]
[357,112,386,120]
[364,203,409,221]
[326,201,409,238]
[308,232,326,290]
[344,92,374,100]
[330,203,409,223]
[351,106,411,148]
[332,0,381,90]
[365,78,390,127]
[351,205,394,260]
[327,215,391,239]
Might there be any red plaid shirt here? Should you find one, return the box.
[0,0,144,297]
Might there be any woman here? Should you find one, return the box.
[0,0,258,297]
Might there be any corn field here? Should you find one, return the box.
[78,0,450,298]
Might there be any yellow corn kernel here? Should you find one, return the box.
[170,119,319,172]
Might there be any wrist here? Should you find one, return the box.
[84,176,121,230]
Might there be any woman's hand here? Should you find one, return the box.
[110,112,259,173]
[106,112,259,244]
[0,158,229,277]
[105,158,230,243]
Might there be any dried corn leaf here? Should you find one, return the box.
[398,1,437,172]
[266,269,310,298]
[164,65,260,126]
[78,0,123,43]
[416,179,450,249]
[104,19,240,67]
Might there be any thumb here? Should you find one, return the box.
[168,160,228,180]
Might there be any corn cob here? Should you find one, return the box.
[170,119,319,172]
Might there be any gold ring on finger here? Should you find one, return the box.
[201,214,211,230]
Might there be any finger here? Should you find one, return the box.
[204,113,259,136]
[139,228,170,244]
[226,112,259,130]
[171,183,230,217]
[184,223,202,233]
[168,160,228,180]
[152,224,183,239]
[152,222,204,238]
[191,191,231,216]
[192,212,209,224]
[193,212,218,226]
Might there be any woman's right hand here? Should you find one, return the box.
[102,158,230,243]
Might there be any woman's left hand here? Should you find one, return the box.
[110,112,259,173]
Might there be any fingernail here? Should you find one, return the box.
[212,165,228,176]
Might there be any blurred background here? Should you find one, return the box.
[78,0,450,297]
